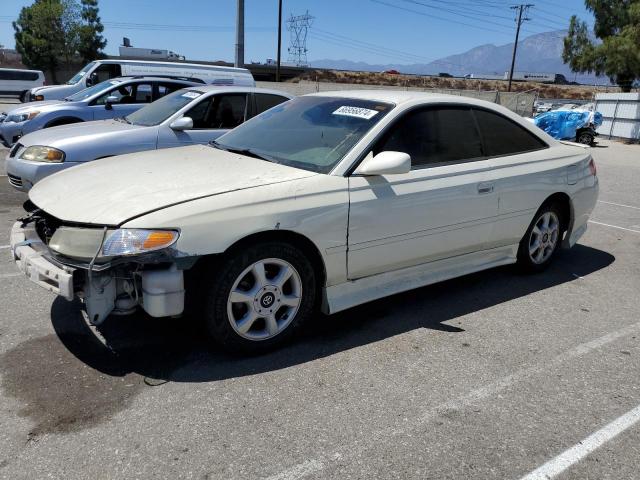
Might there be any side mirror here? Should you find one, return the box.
[169,116,193,131]
[105,95,119,110]
[354,151,411,176]
[86,73,97,87]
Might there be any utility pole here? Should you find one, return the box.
[276,0,283,82]
[235,0,245,68]
[507,3,533,92]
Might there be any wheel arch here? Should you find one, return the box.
[44,117,83,128]
[540,192,574,246]
[224,229,328,290]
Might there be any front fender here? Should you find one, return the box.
[121,175,350,286]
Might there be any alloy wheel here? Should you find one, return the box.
[226,258,303,340]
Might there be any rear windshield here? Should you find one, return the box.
[125,89,203,126]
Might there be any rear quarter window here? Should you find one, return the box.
[473,108,547,157]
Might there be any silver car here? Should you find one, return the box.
[0,76,200,147]
[6,86,292,191]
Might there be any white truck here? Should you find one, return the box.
[119,46,185,61]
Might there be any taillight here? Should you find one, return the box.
[588,157,597,176]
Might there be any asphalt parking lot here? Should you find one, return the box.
[0,108,639,478]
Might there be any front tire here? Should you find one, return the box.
[517,203,564,272]
[203,242,316,354]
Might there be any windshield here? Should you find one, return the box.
[126,89,204,126]
[64,79,122,102]
[213,96,394,173]
[66,62,96,85]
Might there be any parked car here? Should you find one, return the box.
[0,68,45,99]
[0,76,200,147]
[25,59,255,102]
[6,86,292,191]
[10,91,598,354]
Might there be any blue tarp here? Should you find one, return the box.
[534,110,603,140]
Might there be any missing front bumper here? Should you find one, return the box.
[10,221,75,300]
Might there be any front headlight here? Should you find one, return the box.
[20,145,65,163]
[102,229,179,256]
[8,111,40,123]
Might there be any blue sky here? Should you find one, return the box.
[0,0,592,65]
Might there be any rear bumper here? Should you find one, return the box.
[9,221,75,300]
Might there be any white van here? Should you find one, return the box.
[26,59,255,101]
[0,68,45,99]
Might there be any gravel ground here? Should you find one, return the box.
[0,125,638,479]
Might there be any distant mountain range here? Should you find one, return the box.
[311,30,607,84]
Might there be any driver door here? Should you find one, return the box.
[157,93,248,148]
[347,106,499,279]
[90,82,153,120]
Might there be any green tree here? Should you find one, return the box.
[13,0,105,83]
[563,0,640,91]
[78,0,107,62]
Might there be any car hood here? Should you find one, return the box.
[6,100,65,115]
[29,144,317,225]
[19,119,143,149]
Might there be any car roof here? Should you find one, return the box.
[306,89,494,107]
[187,85,294,98]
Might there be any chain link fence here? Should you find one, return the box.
[257,80,537,116]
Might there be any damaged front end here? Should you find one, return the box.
[11,205,198,325]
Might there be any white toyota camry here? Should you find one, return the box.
[10,91,598,353]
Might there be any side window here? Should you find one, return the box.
[254,94,289,116]
[184,97,213,129]
[473,108,547,156]
[92,64,121,83]
[156,83,185,99]
[375,107,483,168]
[132,83,153,103]
[94,84,133,105]
[184,93,247,129]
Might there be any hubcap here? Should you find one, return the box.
[528,211,560,264]
[227,258,302,341]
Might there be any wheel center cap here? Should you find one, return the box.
[542,232,549,243]
[253,285,281,314]
[260,292,275,308]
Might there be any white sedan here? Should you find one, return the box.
[10,91,598,354]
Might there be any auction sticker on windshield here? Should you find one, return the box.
[182,91,201,99]
[332,106,379,120]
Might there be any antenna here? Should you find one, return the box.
[287,11,314,67]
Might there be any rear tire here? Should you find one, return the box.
[203,242,316,354]
[517,203,564,273]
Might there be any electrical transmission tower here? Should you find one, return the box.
[287,11,314,67]
[507,3,534,92]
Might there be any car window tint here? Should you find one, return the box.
[473,108,547,156]
[211,94,247,128]
[132,83,153,103]
[185,94,247,130]
[254,94,288,116]
[376,107,483,168]
[93,63,121,83]
[94,84,133,105]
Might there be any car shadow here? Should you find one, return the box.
[50,244,614,383]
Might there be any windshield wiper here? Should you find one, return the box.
[209,140,276,162]
[115,117,132,124]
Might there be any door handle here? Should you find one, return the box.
[477,182,494,194]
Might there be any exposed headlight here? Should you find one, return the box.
[20,145,65,162]
[7,111,40,123]
[102,229,179,256]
